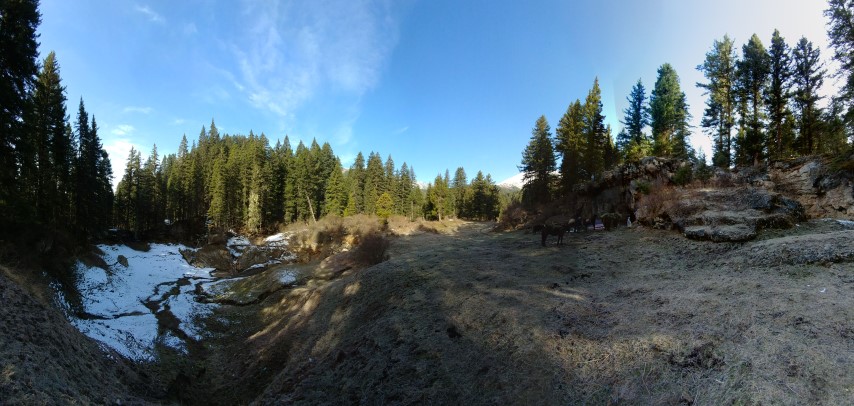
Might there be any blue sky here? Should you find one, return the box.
[38,0,832,187]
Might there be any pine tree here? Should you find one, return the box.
[582,78,607,179]
[245,163,264,233]
[348,152,366,214]
[279,136,297,223]
[397,162,412,218]
[826,0,854,128]
[0,0,40,221]
[408,166,423,221]
[427,174,449,221]
[791,37,826,154]
[384,155,399,213]
[323,158,346,216]
[375,192,394,219]
[363,152,384,215]
[620,79,651,160]
[519,115,556,207]
[291,141,311,221]
[31,51,71,225]
[602,124,620,168]
[698,36,738,167]
[555,100,584,193]
[765,30,794,160]
[451,167,467,218]
[735,34,771,165]
[208,153,227,228]
[822,100,849,154]
[650,64,691,159]
[114,147,141,232]
[442,169,454,218]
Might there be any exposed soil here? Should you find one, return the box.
[3,217,854,404]
[0,267,156,404]
[180,219,854,405]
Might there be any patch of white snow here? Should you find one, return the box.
[70,243,215,361]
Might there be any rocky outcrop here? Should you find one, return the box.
[770,156,854,218]
[185,244,234,274]
[547,155,853,242]
[636,186,805,242]
[564,157,691,221]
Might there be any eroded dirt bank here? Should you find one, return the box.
[184,220,854,405]
[0,267,155,404]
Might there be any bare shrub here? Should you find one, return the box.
[495,201,528,231]
[352,232,390,266]
[417,224,441,234]
[635,183,678,225]
[667,190,706,219]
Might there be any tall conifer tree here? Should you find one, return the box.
[792,37,826,153]
[735,34,771,165]
[765,30,794,159]
[555,100,584,193]
[519,115,556,207]
[698,36,738,167]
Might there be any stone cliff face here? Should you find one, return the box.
[563,155,854,242]
[769,157,854,219]
[564,156,691,220]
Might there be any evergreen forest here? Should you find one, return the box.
[5,0,854,239]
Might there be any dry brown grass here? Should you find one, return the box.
[188,220,853,405]
[351,232,390,266]
[635,182,679,223]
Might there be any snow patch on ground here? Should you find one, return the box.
[66,233,299,360]
[264,232,289,244]
[70,243,215,361]
[278,269,297,285]
[227,235,251,257]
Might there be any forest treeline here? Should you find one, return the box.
[520,7,854,207]
[7,0,854,240]
[114,125,506,237]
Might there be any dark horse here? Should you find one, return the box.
[538,223,567,246]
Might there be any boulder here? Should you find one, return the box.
[236,247,271,272]
[191,244,233,273]
[642,187,804,242]
[770,157,854,218]
[684,224,757,242]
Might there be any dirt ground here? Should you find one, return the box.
[176,219,854,405]
[0,266,155,404]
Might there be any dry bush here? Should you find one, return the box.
[351,232,390,266]
[495,200,528,231]
[635,183,678,225]
[417,223,441,234]
[668,189,708,219]
[286,214,385,248]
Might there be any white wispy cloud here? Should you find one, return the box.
[232,0,403,119]
[172,118,187,125]
[111,124,135,136]
[123,106,153,114]
[183,22,198,35]
[393,126,409,135]
[135,4,165,24]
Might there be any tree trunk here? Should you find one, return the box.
[303,189,317,224]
